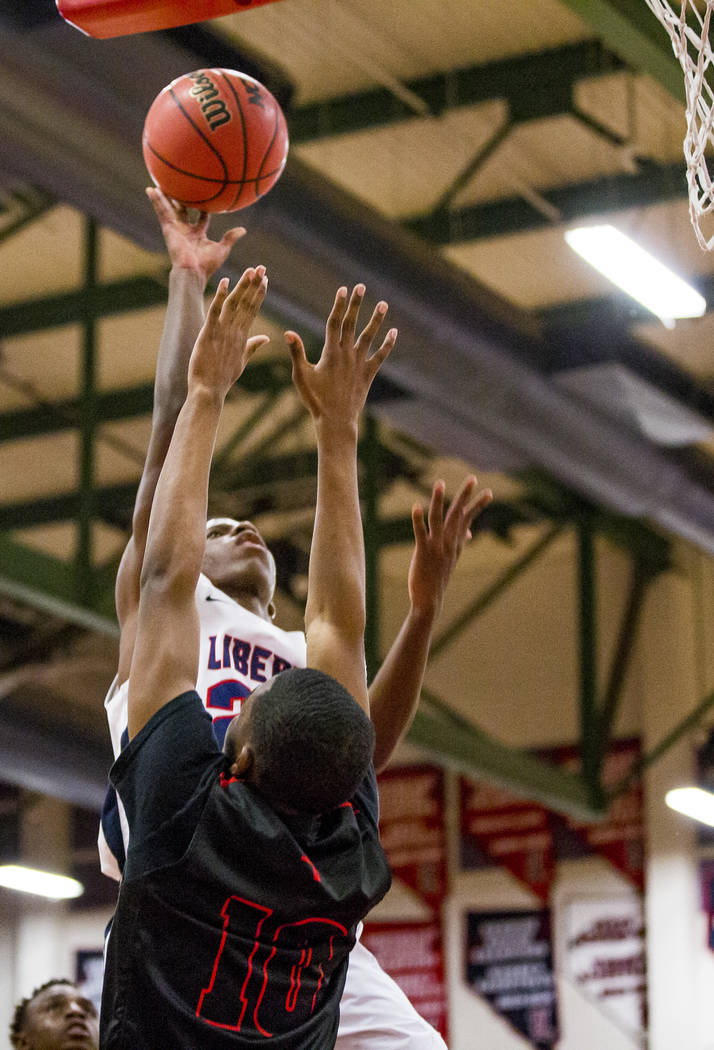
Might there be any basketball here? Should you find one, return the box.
[142,68,289,212]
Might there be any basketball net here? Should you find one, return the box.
[645,0,714,249]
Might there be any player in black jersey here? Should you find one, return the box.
[100,272,396,1049]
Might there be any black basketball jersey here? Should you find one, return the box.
[100,691,391,1050]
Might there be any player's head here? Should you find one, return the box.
[223,667,375,814]
[203,518,277,614]
[10,979,98,1050]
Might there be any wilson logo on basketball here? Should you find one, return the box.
[143,67,289,212]
[189,72,231,131]
[243,80,265,110]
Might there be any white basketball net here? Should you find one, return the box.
[645,0,714,249]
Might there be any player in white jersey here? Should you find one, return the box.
[99,189,492,1049]
[100,570,307,877]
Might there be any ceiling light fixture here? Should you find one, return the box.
[0,864,84,900]
[665,786,714,827]
[564,224,706,328]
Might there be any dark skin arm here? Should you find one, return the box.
[368,476,492,769]
[128,271,268,737]
[287,285,396,711]
[115,189,247,685]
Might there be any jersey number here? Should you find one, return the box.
[196,896,348,1036]
[205,680,251,747]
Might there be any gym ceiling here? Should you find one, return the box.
[0,0,710,821]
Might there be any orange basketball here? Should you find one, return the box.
[142,68,289,212]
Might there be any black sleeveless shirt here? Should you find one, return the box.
[101,691,391,1049]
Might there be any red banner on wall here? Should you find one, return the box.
[361,920,448,1042]
[460,739,644,894]
[377,765,446,914]
[460,779,554,901]
[556,740,644,891]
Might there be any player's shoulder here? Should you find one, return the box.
[351,764,380,826]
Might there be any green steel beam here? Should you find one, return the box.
[597,559,651,758]
[577,516,606,809]
[0,359,293,445]
[570,103,630,150]
[76,217,98,604]
[408,510,668,816]
[0,190,55,246]
[608,686,714,800]
[213,448,318,496]
[0,274,169,337]
[0,535,117,636]
[589,509,672,572]
[375,501,543,549]
[212,390,283,472]
[408,698,605,822]
[406,161,687,243]
[521,473,672,570]
[240,401,307,463]
[218,442,408,495]
[0,484,139,530]
[558,0,685,104]
[430,521,566,658]
[342,509,518,550]
[430,118,513,216]
[375,515,423,548]
[0,385,155,443]
[289,41,623,142]
[0,441,413,530]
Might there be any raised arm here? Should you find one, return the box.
[368,476,493,769]
[127,271,268,738]
[115,189,246,684]
[286,285,396,713]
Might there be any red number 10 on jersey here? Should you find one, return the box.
[196,895,350,1036]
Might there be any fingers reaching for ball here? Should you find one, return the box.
[146,185,247,281]
[287,283,397,429]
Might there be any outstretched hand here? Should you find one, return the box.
[147,186,246,283]
[409,476,493,618]
[285,284,397,431]
[188,269,269,400]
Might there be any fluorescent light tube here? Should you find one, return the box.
[0,864,84,900]
[665,786,714,827]
[565,225,706,327]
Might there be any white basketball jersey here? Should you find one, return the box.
[99,573,306,879]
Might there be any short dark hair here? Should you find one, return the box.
[250,667,375,814]
[10,978,77,1048]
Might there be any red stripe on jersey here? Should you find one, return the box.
[301,854,321,882]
